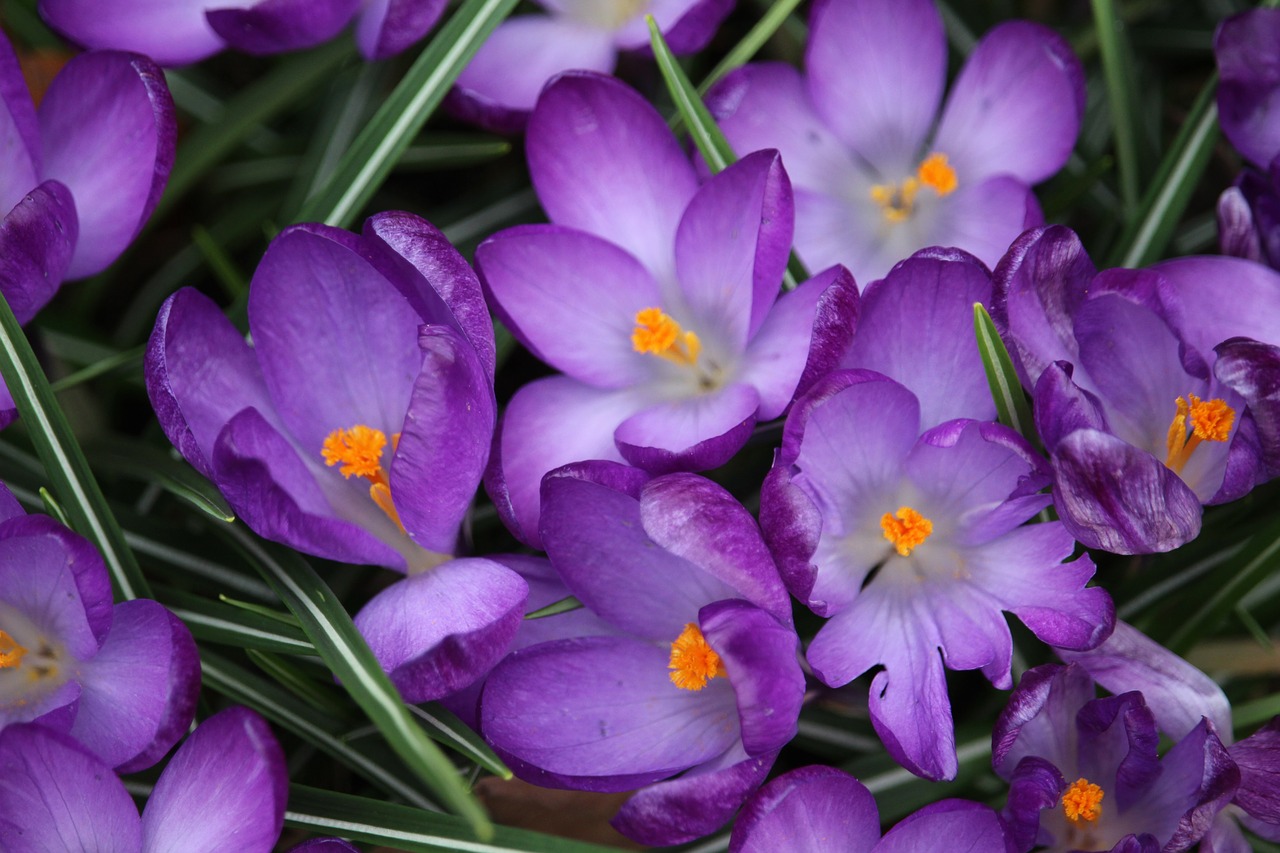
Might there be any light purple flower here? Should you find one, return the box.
[729,765,1013,852]
[38,0,446,64]
[146,212,527,702]
[449,0,733,132]
[760,370,1112,781]
[479,463,804,846]
[477,71,858,548]
[706,0,1083,286]
[993,662,1238,853]
[0,706,287,852]
[993,226,1275,553]
[0,484,199,773]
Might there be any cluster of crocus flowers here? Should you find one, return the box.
[706,0,1084,286]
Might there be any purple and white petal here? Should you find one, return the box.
[922,176,1043,276]
[39,0,225,65]
[1219,186,1264,262]
[614,0,733,52]
[1149,255,1280,360]
[614,383,760,474]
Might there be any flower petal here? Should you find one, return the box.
[925,175,1043,273]
[1231,717,1280,827]
[0,180,78,325]
[728,765,880,853]
[1150,255,1280,360]
[0,33,38,217]
[1215,338,1280,478]
[875,800,1010,852]
[1215,9,1280,169]
[615,382,760,473]
[39,50,175,278]
[354,0,446,60]
[38,0,224,65]
[207,0,361,54]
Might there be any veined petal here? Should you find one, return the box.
[1215,338,1280,478]
[207,0,361,54]
[0,33,38,217]
[354,0,446,60]
[615,382,760,473]
[728,765,880,853]
[1215,9,1280,169]
[875,800,1010,852]
[0,180,78,326]
[38,0,225,66]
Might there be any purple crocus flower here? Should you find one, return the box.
[146,212,528,702]
[706,0,1083,286]
[0,706,287,851]
[0,484,199,773]
[477,71,858,548]
[38,0,446,64]
[760,370,1112,781]
[994,226,1274,553]
[993,662,1238,853]
[0,31,172,354]
[729,765,1013,852]
[449,0,733,132]
[479,463,805,846]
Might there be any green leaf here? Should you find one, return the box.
[0,293,150,600]
[1090,0,1142,214]
[159,588,313,654]
[221,526,492,838]
[407,704,510,780]
[524,595,583,620]
[286,785,623,853]
[296,0,519,228]
[48,345,144,393]
[218,594,302,627]
[973,303,1039,449]
[88,439,235,522]
[698,0,806,93]
[38,487,69,527]
[246,648,350,717]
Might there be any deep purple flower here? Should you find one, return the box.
[147,213,527,702]
[760,370,1112,781]
[706,0,1082,286]
[449,0,733,132]
[479,463,804,846]
[993,662,1238,853]
[993,226,1275,553]
[38,0,446,64]
[0,484,199,773]
[477,71,857,548]
[729,765,1013,852]
[0,706,287,851]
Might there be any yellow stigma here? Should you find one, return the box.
[916,152,958,196]
[1164,395,1235,473]
[869,152,958,223]
[880,506,933,556]
[1062,778,1104,823]
[322,426,405,532]
[668,623,726,691]
[0,629,26,669]
[632,307,702,367]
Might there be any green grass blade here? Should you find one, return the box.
[524,595,582,620]
[297,0,519,228]
[223,526,492,838]
[406,704,511,779]
[89,440,235,522]
[247,648,350,717]
[0,293,150,600]
[160,589,313,654]
[698,0,806,93]
[973,303,1038,449]
[1090,0,1141,214]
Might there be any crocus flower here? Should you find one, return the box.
[706,0,1083,286]
[0,30,172,353]
[477,71,857,548]
[760,370,1112,781]
[993,226,1272,553]
[38,0,446,65]
[729,765,1013,852]
[449,0,733,132]
[479,463,805,845]
[0,483,199,773]
[993,662,1238,853]
[0,706,287,851]
[147,212,528,702]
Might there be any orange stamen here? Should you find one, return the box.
[917,152,958,196]
[0,629,26,669]
[322,426,405,532]
[881,506,933,557]
[632,308,701,367]
[668,623,726,691]
[1164,395,1235,473]
[1062,777,1104,823]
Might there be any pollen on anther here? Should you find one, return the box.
[1062,778,1104,823]
[632,307,702,367]
[668,623,726,691]
[881,506,933,556]
[917,152,958,196]
[1188,395,1234,443]
[322,425,387,480]
[0,629,26,669]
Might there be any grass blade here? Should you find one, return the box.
[1090,0,1141,213]
[160,588,313,654]
[524,595,582,620]
[406,704,510,780]
[698,0,806,93]
[89,439,235,522]
[973,303,1038,449]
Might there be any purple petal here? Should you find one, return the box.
[1150,255,1280,360]
[843,249,995,427]
[729,765,880,853]
[1032,361,1109,451]
[1215,338,1280,477]
[1074,691,1161,814]
[141,707,287,853]
[38,0,224,65]
[1139,719,1238,851]
[875,800,1010,852]
[476,224,662,387]
[759,465,824,608]
[1001,755,1065,852]
[675,149,793,344]
[615,382,760,473]
[354,557,526,703]
[934,21,1083,184]
[614,0,733,52]
[480,636,739,786]
[71,599,200,773]
[485,375,640,548]
[992,663,1090,779]
[0,34,38,217]
[1232,718,1280,826]
[39,50,175,279]
[355,0,446,60]
[0,180,78,325]
[1215,9,1280,168]
[0,724,141,851]
[924,176,1043,275]
[0,483,22,522]
[1218,186,1264,262]
[452,17,616,131]
[388,326,495,555]
[615,746,777,847]
[207,0,361,54]
[806,0,945,176]
[527,72,697,282]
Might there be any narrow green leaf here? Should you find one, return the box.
[222,526,491,838]
[191,225,248,299]
[399,135,513,170]
[407,704,510,779]
[698,0,806,93]
[88,440,235,522]
[297,0,519,228]
[973,303,1038,449]
[286,785,623,853]
[246,648,350,717]
[48,345,143,393]
[160,589,313,654]
[38,487,69,527]
[218,594,302,627]
[1090,0,1141,213]
[524,595,583,620]
[0,293,150,600]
